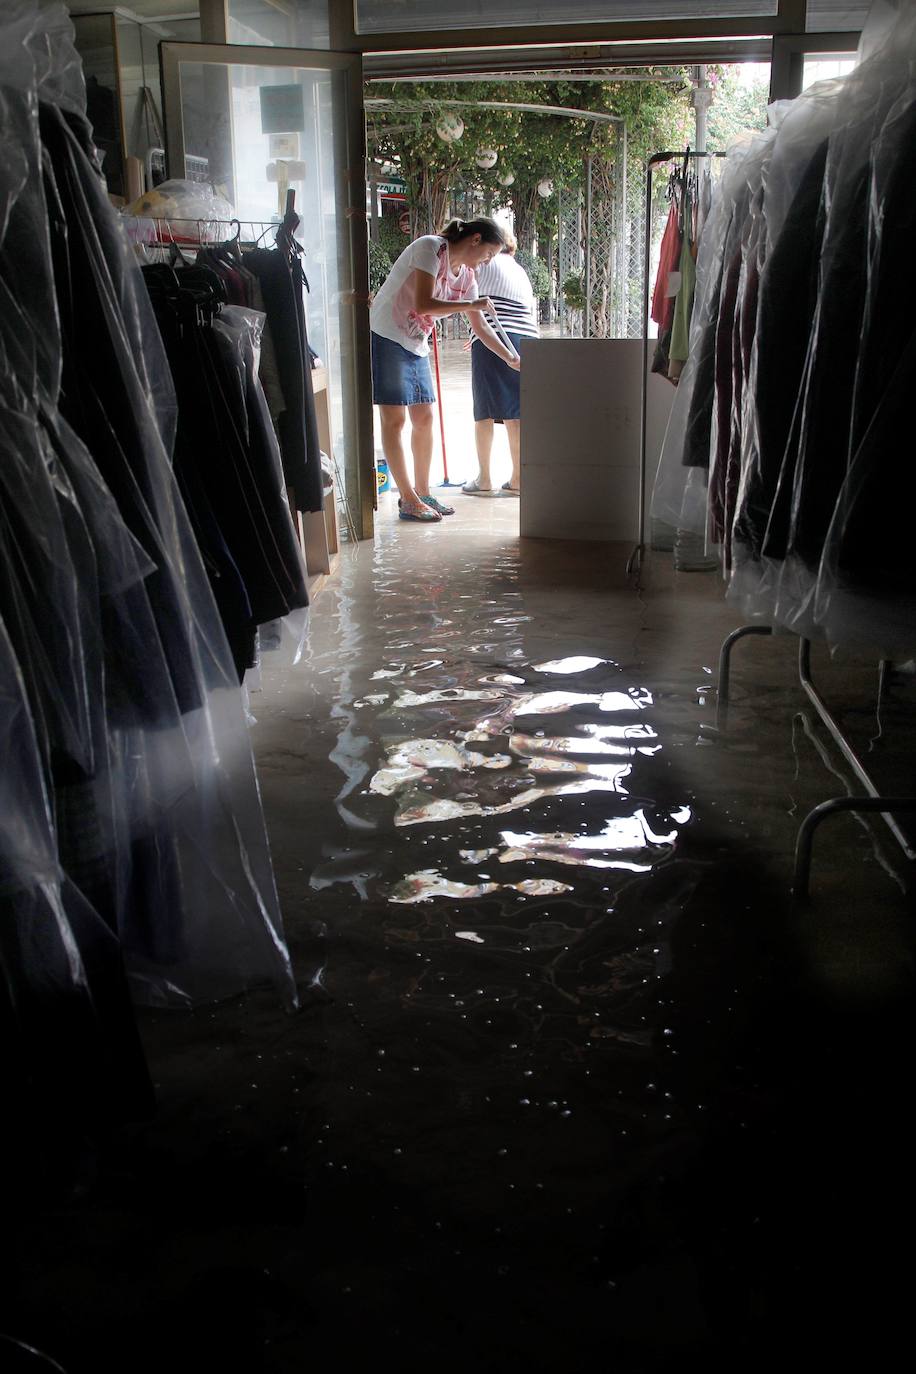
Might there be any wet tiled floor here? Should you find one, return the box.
[5,498,913,1372]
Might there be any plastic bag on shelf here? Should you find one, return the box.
[125,178,236,237]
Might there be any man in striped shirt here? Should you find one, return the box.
[463,234,539,497]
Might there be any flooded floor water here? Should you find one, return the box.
[5,497,914,1372]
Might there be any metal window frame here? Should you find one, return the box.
[769,27,860,99]
[344,0,810,51]
[71,9,130,198]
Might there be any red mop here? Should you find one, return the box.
[432,326,462,487]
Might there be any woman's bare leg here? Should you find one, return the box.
[408,403,435,496]
[505,419,521,491]
[474,419,495,489]
[379,404,428,514]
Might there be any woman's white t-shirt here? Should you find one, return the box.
[370,234,478,357]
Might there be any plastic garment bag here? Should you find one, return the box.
[767,21,916,639]
[1,1,298,1010]
[0,613,154,1132]
[649,136,764,544]
[815,61,916,654]
[728,0,916,653]
[707,163,767,565]
[727,78,843,619]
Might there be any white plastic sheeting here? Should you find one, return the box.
[0,2,298,1014]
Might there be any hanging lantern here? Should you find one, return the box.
[436,113,465,144]
[475,147,498,169]
[537,177,554,198]
[497,169,515,187]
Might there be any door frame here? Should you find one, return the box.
[181,2,867,544]
[159,38,375,540]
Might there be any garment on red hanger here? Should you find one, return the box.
[651,201,682,331]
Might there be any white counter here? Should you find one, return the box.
[519,338,674,542]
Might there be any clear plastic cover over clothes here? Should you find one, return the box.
[651,0,916,659]
[0,1,298,1013]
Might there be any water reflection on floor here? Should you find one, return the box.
[308,524,693,1063]
[266,509,911,1366]
[11,502,912,1371]
[251,511,771,1358]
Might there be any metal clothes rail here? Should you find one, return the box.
[123,215,285,247]
[703,624,916,899]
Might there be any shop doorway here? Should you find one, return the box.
[157,2,860,545]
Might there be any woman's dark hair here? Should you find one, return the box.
[440,216,506,247]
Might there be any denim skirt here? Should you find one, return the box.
[471,333,523,421]
[371,331,436,406]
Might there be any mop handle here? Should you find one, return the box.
[431,325,449,482]
[485,312,520,361]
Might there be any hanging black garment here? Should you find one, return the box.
[819,91,916,629]
[37,101,203,713]
[0,613,154,1145]
[1,8,298,1026]
[847,92,916,462]
[768,62,909,576]
[245,246,324,513]
[144,270,309,679]
[682,188,751,471]
[772,170,870,570]
[730,141,829,563]
[709,188,764,556]
[210,306,309,613]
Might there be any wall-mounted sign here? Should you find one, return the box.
[259,84,305,134]
[269,132,300,158]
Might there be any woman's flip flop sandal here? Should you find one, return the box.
[398,499,441,522]
[421,495,455,516]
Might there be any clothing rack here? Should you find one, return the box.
[124,216,290,252]
[702,624,916,899]
[629,149,725,580]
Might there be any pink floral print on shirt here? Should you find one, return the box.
[392,244,477,342]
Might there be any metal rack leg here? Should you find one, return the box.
[793,796,916,900]
[700,624,773,736]
[798,638,916,863]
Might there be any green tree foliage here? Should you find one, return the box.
[706,67,770,150]
[376,213,409,263]
[369,81,525,233]
[367,72,695,251]
[562,273,585,310]
[368,237,391,293]
[515,248,550,299]
[366,69,764,334]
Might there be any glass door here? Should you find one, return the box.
[160,41,374,541]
